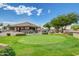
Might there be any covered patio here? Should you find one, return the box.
[9,22,40,33]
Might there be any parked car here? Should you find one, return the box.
[42,29,49,34]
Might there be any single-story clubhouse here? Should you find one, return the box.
[8,22,41,33]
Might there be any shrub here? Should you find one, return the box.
[7,33,11,36]
[16,33,26,36]
[0,44,16,56]
[67,32,73,36]
[64,32,73,36]
[71,24,79,30]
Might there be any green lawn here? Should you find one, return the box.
[0,34,79,56]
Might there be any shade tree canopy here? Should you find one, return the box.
[43,13,79,33]
[43,22,51,30]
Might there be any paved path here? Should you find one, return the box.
[0,31,24,36]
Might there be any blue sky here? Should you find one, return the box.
[0,3,79,26]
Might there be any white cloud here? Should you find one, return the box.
[0,3,43,16]
[0,3,7,8]
[3,5,15,10]
[37,9,43,16]
[48,9,51,14]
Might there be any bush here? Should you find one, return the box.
[67,32,73,36]
[7,33,11,36]
[42,32,48,34]
[16,33,26,36]
[64,32,73,36]
[0,44,16,56]
[71,24,79,30]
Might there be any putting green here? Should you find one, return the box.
[0,34,79,56]
[18,35,67,44]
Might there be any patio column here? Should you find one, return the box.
[21,27,23,30]
[25,27,29,30]
[35,27,37,31]
[14,27,17,31]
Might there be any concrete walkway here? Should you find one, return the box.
[0,31,24,36]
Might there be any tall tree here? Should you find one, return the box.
[56,15,69,33]
[50,13,79,33]
[50,18,61,33]
[43,22,51,30]
[62,13,79,31]
[66,13,79,24]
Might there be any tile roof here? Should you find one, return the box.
[12,22,39,27]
